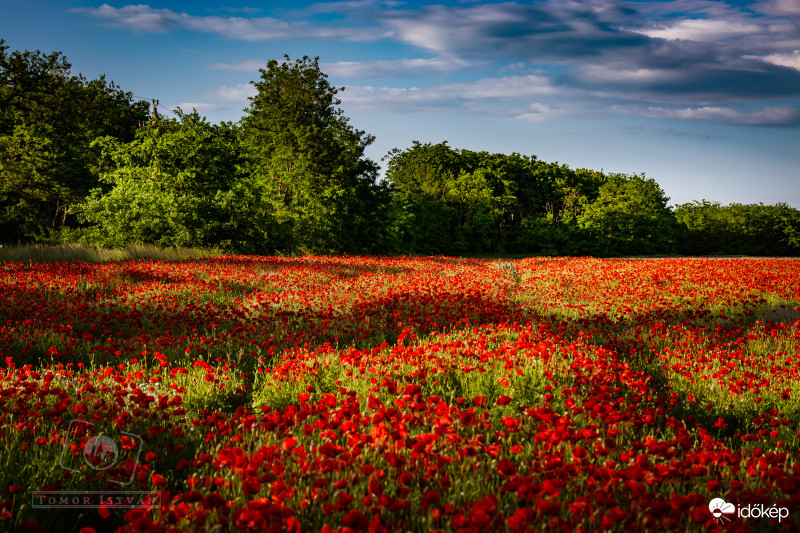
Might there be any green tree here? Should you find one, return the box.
[74,111,248,249]
[578,173,676,255]
[383,142,464,253]
[513,162,605,255]
[384,142,524,253]
[0,40,148,243]
[239,55,380,253]
[674,201,800,256]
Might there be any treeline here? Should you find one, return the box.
[383,144,800,256]
[2,42,799,256]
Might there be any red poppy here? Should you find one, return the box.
[342,509,369,530]
[421,490,440,509]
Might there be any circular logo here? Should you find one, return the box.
[83,435,119,470]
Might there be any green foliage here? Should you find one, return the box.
[0,125,60,239]
[512,164,605,255]
[74,111,248,249]
[3,41,796,258]
[674,201,800,256]
[384,142,610,255]
[240,55,381,253]
[383,142,794,257]
[0,40,148,243]
[577,173,677,255]
[383,142,458,253]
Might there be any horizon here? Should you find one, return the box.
[2,0,798,207]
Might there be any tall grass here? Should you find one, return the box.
[0,243,220,263]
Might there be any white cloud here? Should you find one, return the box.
[745,50,800,71]
[72,4,180,33]
[381,1,645,59]
[450,75,556,99]
[339,74,564,119]
[750,0,800,17]
[632,19,763,42]
[73,3,378,41]
[202,72,558,116]
[75,1,800,127]
[383,12,452,54]
[614,105,800,126]
[302,0,404,14]
[209,57,471,77]
[340,85,434,111]
[323,57,470,78]
[575,64,676,84]
[379,1,800,106]
[514,103,572,122]
[204,84,257,102]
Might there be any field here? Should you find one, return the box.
[1,255,799,532]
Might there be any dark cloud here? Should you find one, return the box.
[378,0,800,115]
[381,2,651,63]
[560,57,800,105]
[74,0,800,125]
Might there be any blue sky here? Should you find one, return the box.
[2,0,799,206]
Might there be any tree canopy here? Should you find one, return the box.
[577,173,676,255]
[75,111,246,249]
[239,55,381,253]
[0,39,148,242]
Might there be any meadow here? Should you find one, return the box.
[1,254,799,532]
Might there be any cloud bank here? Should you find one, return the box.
[76,0,800,126]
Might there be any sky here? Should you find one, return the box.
[2,0,799,207]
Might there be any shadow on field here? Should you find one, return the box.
[2,268,526,367]
[118,263,198,286]
[334,288,524,338]
[0,277,253,366]
[635,354,774,444]
[210,256,412,278]
[552,301,800,445]
[751,301,800,326]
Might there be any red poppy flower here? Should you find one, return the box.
[421,490,440,508]
[342,509,369,530]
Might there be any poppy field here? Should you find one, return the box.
[1,255,799,532]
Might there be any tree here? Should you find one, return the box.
[674,201,800,256]
[0,40,148,243]
[384,142,610,254]
[74,111,247,249]
[383,142,460,253]
[239,55,381,253]
[578,173,676,255]
[512,162,605,255]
